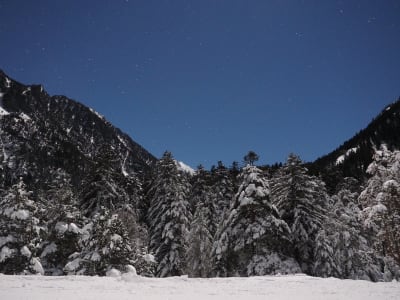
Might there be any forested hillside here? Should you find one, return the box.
[1,71,399,281]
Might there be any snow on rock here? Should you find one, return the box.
[121,151,129,177]
[336,147,359,165]
[89,108,105,120]
[19,113,31,121]
[0,274,399,300]
[5,77,11,88]
[21,87,31,95]
[0,105,10,116]
[117,135,129,149]
[176,160,195,175]
[335,154,346,165]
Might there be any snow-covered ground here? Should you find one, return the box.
[0,274,399,300]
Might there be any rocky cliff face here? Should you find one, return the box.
[0,69,156,208]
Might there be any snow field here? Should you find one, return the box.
[0,274,399,300]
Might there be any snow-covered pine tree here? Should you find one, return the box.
[189,165,209,209]
[213,165,300,277]
[39,169,84,275]
[210,161,235,226]
[147,151,192,277]
[80,146,141,217]
[359,146,400,265]
[312,179,359,278]
[186,202,213,277]
[189,165,218,236]
[115,205,156,277]
[270,154,328,273]
[313,182,384,281]
[0,178,44,275]
[66,207,135,275]
[207,163,235,278]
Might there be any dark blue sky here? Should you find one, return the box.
[1,0,399,168]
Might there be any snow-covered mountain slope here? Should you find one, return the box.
[0,274,399,300]
[308,98,400,192]
[335,147,359,165]
[0,69,156,194]
[0,70,156,171]
[176,160,195,175]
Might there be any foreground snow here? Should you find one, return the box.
[0,274,399,300]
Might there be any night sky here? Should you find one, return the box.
[1,1,399,168]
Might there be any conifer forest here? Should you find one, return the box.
[1,71,400,281]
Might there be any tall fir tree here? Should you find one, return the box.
[213,165,299,277]
[0,178,44,274]
[270,154,328,273]
[80,146,142,217]
[147,151,192,277]
[210,161,236,227]
[313,181,385,281]
[65,207,135,275]
[39,169,84,275]
[189,165,218,236]
[186,202,213,277]
[359,147,400,265]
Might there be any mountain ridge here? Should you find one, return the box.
[2,69,400,193]
[0,69,157,192]
[307,97,400,192]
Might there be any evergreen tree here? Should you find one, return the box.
[147,151,192,277]
[314,182,390,281]
[359,147,400,265]
[186,202,213,277]
[190,166,209,209]
[210,161,235,226]
[39,169,83,275]
[0,178,44,274]
[270,154,328,273]
[243,151,259,166]
[80,146,142,217]
[189,165,218,236]
[115,205,155,277]
[230,161,240,179]
[66,208,135,275]
[213,165,299,277]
